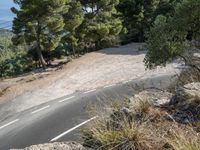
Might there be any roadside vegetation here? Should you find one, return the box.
[0,0,187,78]
[81,0,200,149]
[82,84,200,150]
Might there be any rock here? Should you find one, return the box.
[173,82,200,105]
[172,111,195,124]
[121,107,132,115]
[153,98,171,107]
[130,90,172,108]
[11,142,92,150]
[182,82,200,99]
[169,82,200,124]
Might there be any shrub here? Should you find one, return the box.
[145,0,200,69]
[83,116,159,150]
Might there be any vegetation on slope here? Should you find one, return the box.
[82,84,200,150]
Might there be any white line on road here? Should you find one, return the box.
[0,119,19,130]
[84,89,97,94]
[31,106,50,114]
[59,96,75,103]
[50,116,97,142]
[104,84,116,88]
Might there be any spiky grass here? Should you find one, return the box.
[166,126,200,150]
[82,115,160,150]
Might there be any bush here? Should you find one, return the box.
[144,15,187,69]
[145,0,200,69]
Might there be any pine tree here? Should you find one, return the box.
[12,0,69,69]
[63,0,84,56]
[117,0,161,42]
[79,0,123,50]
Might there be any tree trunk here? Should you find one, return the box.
[72,46,76,57]
[36,47,46,70]
[36,20,46,70]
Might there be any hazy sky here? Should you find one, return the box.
[0,0,17,23]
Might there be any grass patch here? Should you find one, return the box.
[166,126,200,150]
[82,89,200,150]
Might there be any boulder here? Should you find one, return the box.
[11,142,91,150]
[182,82,200,99]
[173,82,200,105]
[172,111,195,124]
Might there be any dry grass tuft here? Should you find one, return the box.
[166,125,200,150]
[133,98,152,114]
[83,115,161,150]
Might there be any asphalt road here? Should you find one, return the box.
[0,75,177,150]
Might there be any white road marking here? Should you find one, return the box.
[59,96,75,103]
[84,89,97,94]
[31,106,50,114]
[0,119,19,130]
[104,84,116,88]
[50,116,97,142]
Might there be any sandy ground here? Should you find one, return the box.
[0,43,180,120]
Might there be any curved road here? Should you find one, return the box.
[0,75,176,149]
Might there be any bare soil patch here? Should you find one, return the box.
[0,43,180,119]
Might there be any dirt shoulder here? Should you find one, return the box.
[0,43,180,120]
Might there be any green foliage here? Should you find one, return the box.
[117,0,159,42]
[63,0,84,55]
[171,0,200,40]
[79,0,123,50]
[0,30,32,78]
[155,0,182,17]
[144,15,187,69]
[117,0,180,43]
[52,43,72,58]
[145,0,200,69]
